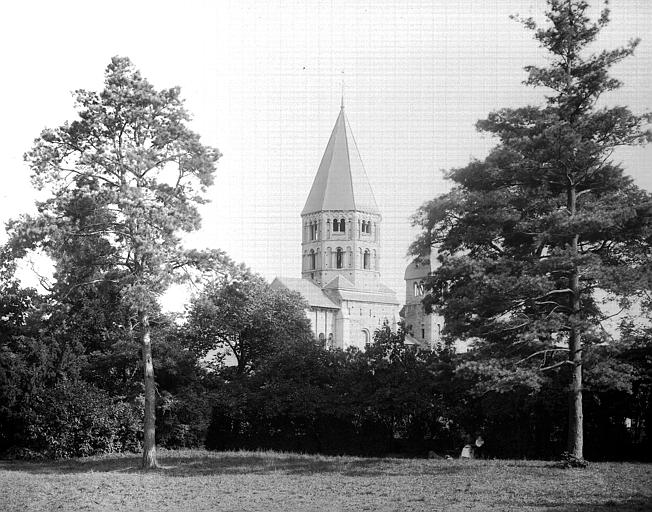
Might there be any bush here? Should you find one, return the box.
[156,388,212,449]
[23,381,141,458]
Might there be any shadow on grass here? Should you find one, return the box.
[543,496,652,512]
[0,452,474,478]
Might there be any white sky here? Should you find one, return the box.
[1,0,650,309]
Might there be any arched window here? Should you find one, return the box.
[333,219,339,232]
[361,330,370,346]
[414,281,424,296]
[363,250,370,269]
[336,247,343,269]
[366,221,371,234]
[361,220,366,234]
[340,219,346,232]
[309,249,316,270]
[318,333,325,344]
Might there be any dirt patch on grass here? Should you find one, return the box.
[1,450,651,511]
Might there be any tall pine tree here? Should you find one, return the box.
[411,0,651,460]
[10,57,220,468]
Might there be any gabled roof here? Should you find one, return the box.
[323,275,354,290]
[302,107,379,216]
[271,277,340,309]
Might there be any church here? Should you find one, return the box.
[402,257,445,349]
[271,102,400,349]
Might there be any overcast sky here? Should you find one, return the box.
[1,0,650,309]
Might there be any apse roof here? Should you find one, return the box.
[302,107,379,216]
[270,277,339,309]
[404,259,431,280]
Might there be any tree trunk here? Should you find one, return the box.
[567,321,583,459]
[140,311,158,469]
[567,184,584,459]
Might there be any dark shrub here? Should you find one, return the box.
[24,381,141,458]
[157,389,212,448]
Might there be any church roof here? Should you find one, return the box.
[405,259,431,280]
[337,289,399,305]
[271,277,340,309]
[322,275,398,304]
[323,275,355,290]
[404,333,430,350]
[302,107,379,216]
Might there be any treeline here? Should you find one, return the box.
[206,324,652,460]
[2,253,650,460]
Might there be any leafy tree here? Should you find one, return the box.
[361,324,453,454]
[8,57,220,468]
[411,0,651,461]
[185,268,313,375]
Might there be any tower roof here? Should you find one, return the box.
[404,259,431,280]
[302,107,379,216]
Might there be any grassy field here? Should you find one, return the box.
[1,449,651,512]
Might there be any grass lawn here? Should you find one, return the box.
[1,449,651,512]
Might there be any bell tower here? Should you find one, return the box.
[273,99,400,349]
[301,105,382,291]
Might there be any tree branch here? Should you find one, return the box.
[515,348,569,366]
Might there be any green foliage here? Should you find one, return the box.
[21,381,141,459]
[410,0,651,459]
[6,56,222,466]
[10,55,221,311]
[185,267,313,374]
[156,387,213,449]
[205,325,463,456]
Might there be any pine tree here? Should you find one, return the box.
[411,0,651,460]
[10,57,220,468]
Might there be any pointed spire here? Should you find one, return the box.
[302,106,379,216]
[340,78,345,109]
